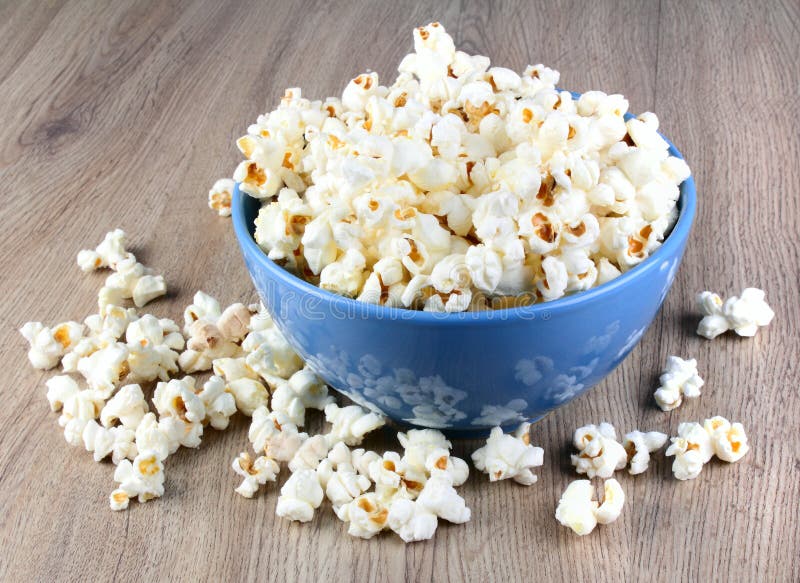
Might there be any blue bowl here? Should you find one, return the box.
[232,133,695,437]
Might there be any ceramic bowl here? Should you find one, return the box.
[232,133,695,436]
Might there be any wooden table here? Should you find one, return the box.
[1,1,798,581]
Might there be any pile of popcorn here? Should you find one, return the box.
[19,223,771,540]
[213,22,692,311]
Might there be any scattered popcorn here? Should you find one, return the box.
[45,375,80,413]
[238,23,691,312]
[288,434,330,472]
[76,342,129,397]
[324,403,385,446]
[415,473,471,523]
[472,424,544,484]
[654,356,704,411]
[623,430,668,474]
[325,462,372,507]
[82,420,137,464]
[275,468,324,522]
[554,480,597,535]
[110,451,165,510]
[77,229,133,272]
[271,366,334,426]
[196,375,237,430]
[594,478,625,525]
[335,493,390,539]
[134,413,173,460]
[387,498,438,542]
[231,451,280,498]
[152,377,205,449]
[249,406,307,461]
[19,321,83,370]
[125,315,182,383]
[100,384,148,429]
[570,422,627,479]
[397,429,452,473]
[665,422,714,480]
[697,288,774,339]
[424,448,469,486]
[208,178,235,217]
[704,416,750,463]
[98,256,166,309]
[179,292,247,373]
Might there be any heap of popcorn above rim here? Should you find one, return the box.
[230,22,691,312]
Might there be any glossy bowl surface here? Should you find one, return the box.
[232,129,695,436]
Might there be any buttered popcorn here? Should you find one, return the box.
[232,23,691,311]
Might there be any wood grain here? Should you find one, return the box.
[1,0,798,581]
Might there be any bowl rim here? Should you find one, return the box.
[232,120,695,326]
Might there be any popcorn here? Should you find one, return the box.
[288,435,329,472]
[324,403,385,446]
[82,420,137,464]
[335,493,389,539]
[424,448,469,487]
[98,256,166,309]
[46,375,81,412]
[125,315,182,383]
[697,288,774,339]
[570,422,627,479]
[110,451,165,510]
[472,424,544,485]
[134,413,173,460]
[208,178,235,217]
[196,375,237,430]
[240,24,690,311]
[19,321,83,370]
[248,406,307,461]
[665,422,714,480]
[275,469,324,522]
[415,473,470,523]
[325,462,372,507]
[100,384,148,429]
[387,498,438,542]
[594,478,625,525]
[704,416,750,463]
[77,229,133,272]
[654,356,704,412]
[76,342,129,397]
[623,430,668,474]
[232,452,280,498]
[398,429,452,471]
[271,366,333,426]
[555,478,625,535]
[152,377,205,449]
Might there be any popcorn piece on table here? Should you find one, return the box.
[109,451,165,511]
[196,375,237,430]
[288,434,329,472]
[275,468,324,522]
[212,358,269,416]
[270,365,334,427]
[248,406,307,462]
[387,498,439,543]
[415,472,471,524]
[570,422,627,479]
[231,451,280,498]
[703,416,750,463]
[100,384,149,429]
[178,292,249,373]
[555,478,625,535]
[398,428,452,473]
[98,256,166,309]
[208,178,235,217]
[424,448,469,486]
[323,403,385,446]
[77,229,133,272]
[125,315,183,383]
[335,493,390,539]
[654,356,704,412]
[134,413,173,461]
[696,288,774,339]
[152,377,205,449]
[472,423,544,485]
[19,321,83,370]
[368,451,427,503]
[665,421,714,480]
[325,460,372,508]
[623,430,668,474]
[76,342,129,398]
[82,420,137,464]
